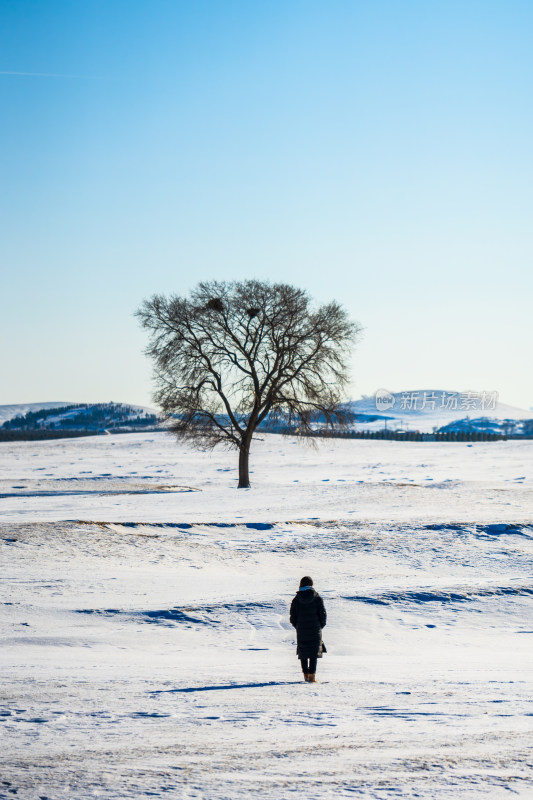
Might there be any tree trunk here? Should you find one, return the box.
[238,441,250,488]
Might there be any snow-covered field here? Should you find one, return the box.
[1,432,532,799]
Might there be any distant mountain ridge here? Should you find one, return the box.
[1,393,531,439]
[0,402,160,434]
[0,402,74,426]
[345,390,532,435]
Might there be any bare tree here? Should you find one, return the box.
[136,280,360,488]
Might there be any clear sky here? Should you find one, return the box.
[2,0,532,409]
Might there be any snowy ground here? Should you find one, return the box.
[1,432,532,799]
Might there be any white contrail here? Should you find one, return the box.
[0,70,106,79]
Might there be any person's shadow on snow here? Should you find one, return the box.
[150,681,302,694]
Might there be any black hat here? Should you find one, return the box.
[299,576,313,587]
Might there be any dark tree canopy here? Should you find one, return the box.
[136,280,360,487]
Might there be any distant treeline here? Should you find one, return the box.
[0,430,98,441]
[0,427,162,442]
[2,427,530,443]
[313,429,507,441]
[263,427,509,441]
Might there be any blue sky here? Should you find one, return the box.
[2,0,532,408]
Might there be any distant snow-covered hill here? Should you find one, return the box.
[0,402,160,434]
[346,390,532,434]
[0,402,74,426]
[1,393,530,439]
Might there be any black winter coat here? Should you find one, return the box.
[290,588,327,660]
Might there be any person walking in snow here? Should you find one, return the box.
[290,576,327,683]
